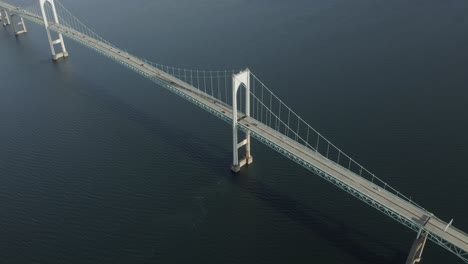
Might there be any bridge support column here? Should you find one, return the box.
[405,230,429,264]
[39,0,68,60]
[1,9,11,26]
[11,14,27,35]
[231,69,253,173]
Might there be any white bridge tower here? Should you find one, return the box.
[0,9,11,26]
[39,0,68,60]
[231,69,253,172]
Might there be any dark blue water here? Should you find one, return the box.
[1,0,467,263]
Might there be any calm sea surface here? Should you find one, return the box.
[1,0,467,263]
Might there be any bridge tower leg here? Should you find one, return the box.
[231,68,253,173]
[11,14,27,35]
[39,0,68,60]
[1,10,11,26]
[405,230,429,264]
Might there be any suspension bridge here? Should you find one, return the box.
[1,0,467,263]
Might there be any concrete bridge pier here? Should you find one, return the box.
[11,14,27,35]
[1,9,11,26]
[39,0,68,60]
[406,230,429,264]
[231,69,253,172]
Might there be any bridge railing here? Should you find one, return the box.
[145,63,238,106]
[248,72,430,214]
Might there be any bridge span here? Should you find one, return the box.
[1,0,467,262]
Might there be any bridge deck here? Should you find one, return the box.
[1,2,467,261]
[240,116,468,253]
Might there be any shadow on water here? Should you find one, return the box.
[49,60,407,264]
[53,67,232,170]
[231,174,408,264]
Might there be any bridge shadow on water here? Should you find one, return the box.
[55,67,407,264]
[230,174,408,264]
